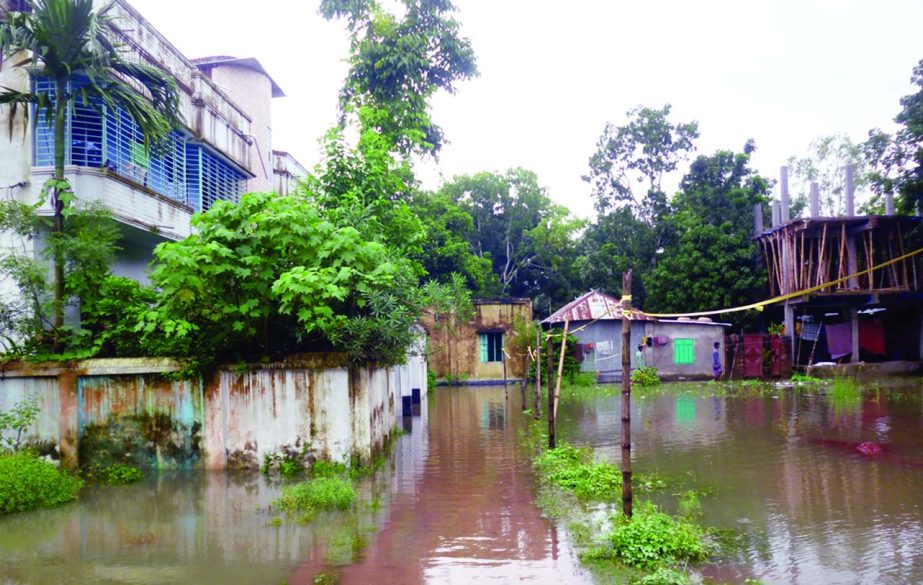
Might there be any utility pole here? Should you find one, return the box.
[620,270,633,517]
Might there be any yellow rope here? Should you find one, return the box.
[642,245,923,319]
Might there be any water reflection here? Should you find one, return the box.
[0,387,590,585]
[556,380,923,585]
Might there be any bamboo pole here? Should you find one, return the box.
[620,270,633,518]
[552,320,569,420]
[838,224,847,288]
[534,324,542,420]
[817,223,828,288]
[547,329,555,449]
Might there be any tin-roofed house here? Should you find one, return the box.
[544,291,729,381]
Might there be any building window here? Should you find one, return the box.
[673,338,695,364]
[186,144,243,212]
[479,332,503,363]
[32,75,243,210]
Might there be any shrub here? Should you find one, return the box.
[631,366,661,387]
[0,451,83,514]
[274,476,356,516]
[0,398,40,452]
[606,502,707,570]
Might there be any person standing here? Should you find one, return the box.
[712,341,723,381]
[635,344,645,369]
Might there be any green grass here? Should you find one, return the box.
[273,476,356,518]
[0,451,84,514]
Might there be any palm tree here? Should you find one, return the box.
[0,0,180,350]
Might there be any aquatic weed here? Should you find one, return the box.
[604,502,708,570]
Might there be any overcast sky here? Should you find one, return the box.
[130,0,923,218]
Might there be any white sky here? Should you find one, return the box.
[130,0,923,218]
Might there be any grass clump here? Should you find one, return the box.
[274,476,356,517]
[0,451,83,514]
[599,502,708,570]
[535,443,619,500]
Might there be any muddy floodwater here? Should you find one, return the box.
[1,380,922,584]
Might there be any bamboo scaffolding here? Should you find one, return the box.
[837,224,847,288]
[817,223,828,289]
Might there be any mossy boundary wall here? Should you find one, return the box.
[0,353,427,470]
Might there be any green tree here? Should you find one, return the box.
[787,134,868,217]
[438,168,583,308]
[320,0,477,156]
[0,0,180,349]
[0,198,122,357]
[409,190,497,294]
[864,58,923,214]
[645,143,770,327]
[580,105,698,305]
[138,192,468,366]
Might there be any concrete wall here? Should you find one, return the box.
[568,319,727,380]
[642,320,727,379]
[425,299,533,381]
[206,65,274,192]
[0,354,414,470]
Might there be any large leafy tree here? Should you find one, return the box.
[320,0,477,156]
[0,0,180,348]
[787,134,868,217]
[438,168,583,310]
[645,143,770,327]
[864,58,923,214]
[138,192,468,365]
[580,105,698,305]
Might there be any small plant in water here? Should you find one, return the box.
[602,501,708,570]
[98,463,143,485]
[631,366,661,387]
[273,476,356,520]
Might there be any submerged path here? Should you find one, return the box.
[288,386,592,584]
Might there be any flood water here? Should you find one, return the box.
[1,381,922,584]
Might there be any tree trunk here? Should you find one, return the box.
[51,79,68,351]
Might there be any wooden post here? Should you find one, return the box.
[534,324,542,420]
[502,348,508,400]
[620,270,633,517]
[547,329,555,449]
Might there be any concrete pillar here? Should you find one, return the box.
[885,192,895,216]
[772,200,781,227]
[850,308,860,363]
[784,302,796,365]
[753,203,764,236]
[810,181,820,218]
[847,235,859,289]
[780,166,791,223]
[845,164,856,216]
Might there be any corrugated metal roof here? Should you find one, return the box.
[543,290,654,324]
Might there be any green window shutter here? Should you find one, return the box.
[479,334,488,363]
[674,339,695,364]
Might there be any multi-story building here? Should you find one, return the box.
[0,0,305,284]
